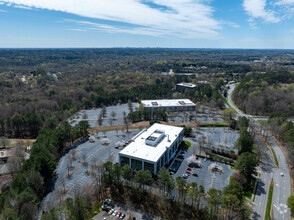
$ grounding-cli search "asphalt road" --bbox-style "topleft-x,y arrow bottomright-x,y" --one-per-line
252,133 -> 274,220
227,83 -> 291,220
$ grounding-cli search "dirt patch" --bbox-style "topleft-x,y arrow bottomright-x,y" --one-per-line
90,121 -> 199,134
8,139 -> 35,147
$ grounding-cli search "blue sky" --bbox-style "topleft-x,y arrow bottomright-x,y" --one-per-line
0,0 -> 294,48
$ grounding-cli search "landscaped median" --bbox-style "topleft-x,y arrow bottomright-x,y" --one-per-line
255,131 -> 279,168
199,122 -> 228,127
224,97 -> 230,107
270,147 -> 279,167
265,181 -> 274,220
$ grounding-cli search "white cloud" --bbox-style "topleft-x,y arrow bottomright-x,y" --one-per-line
0,0 -> 222,39
13,5 -> 32,10
243,0 -> 280,23
275,0 -> 294,19
276,0 -> 294,5
220,20 -> 240,28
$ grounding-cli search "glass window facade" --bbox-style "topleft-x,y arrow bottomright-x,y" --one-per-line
120,156 -> 130,167
144,162 -> 154,174
156,162 -> 160,174
131,158 -> 142,171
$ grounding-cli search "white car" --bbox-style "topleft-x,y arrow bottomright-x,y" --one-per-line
113,210 -> 118,216
108,209 -> 114,215
204,158 -> 207,162
280,172 -> 284,176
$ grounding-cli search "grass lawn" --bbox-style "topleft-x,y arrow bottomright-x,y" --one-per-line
184,140 -> 191,147
7,139 -> 36,147
265,183 -> 274,220
230,165 -> 236,170
224,98 -> 230,107
88,201 -> 101,219
270,148 -> 279,167
229,176 -> 233,184
257,120 -> 268,126
244,179 -> 256,199
200,122 -> 228,127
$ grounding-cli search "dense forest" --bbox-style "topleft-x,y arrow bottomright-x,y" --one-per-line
0,48 -> 264,138
232,71 -> 294,116
0,120 -> 90,219
0,48 -> 294,138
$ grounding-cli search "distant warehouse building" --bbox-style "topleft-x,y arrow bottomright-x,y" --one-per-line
119,123 -> 184,175
176,83 -> 196,92
141,99 -> 195,111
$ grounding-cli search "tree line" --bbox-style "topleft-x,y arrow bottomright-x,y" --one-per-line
0,120 -> 90,220
233,71 -> 294,116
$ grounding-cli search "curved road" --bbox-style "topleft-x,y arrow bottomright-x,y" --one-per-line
227,83 -> 291,220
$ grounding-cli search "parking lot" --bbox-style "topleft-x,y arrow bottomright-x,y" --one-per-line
171,153 -> 233,192
192,127 -> 240,153
93,203 -> 162,220
167,110 -> 223,124
170,128 -> 236,192
69,103 -> 137,127
40,129 -> 140,212
69,103 -> 223,128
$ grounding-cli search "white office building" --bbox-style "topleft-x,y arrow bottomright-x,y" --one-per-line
141,99 -> 195,111
119,123 -> 184,175
176,83 -> 196,92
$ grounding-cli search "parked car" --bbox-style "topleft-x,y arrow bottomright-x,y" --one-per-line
108,209 -> 114,215
169,160 -> 181,173
177,154 -> 184,159
101,202 -> 108,210
188,163 -> 195,168
192,173 -> 198,177
186,170 -> 191,174
280,172 -> 284,176
186,167 -> 192,171
112,210 -> 118,216
105,199 -> 113,206
120,213 -> 126,219
171,194 -> 175,200
204,158 -> 207,162
117,211 -> 122,217
182,174 -> 188,179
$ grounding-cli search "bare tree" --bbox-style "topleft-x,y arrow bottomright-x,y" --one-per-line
111,111 -> 116,120
128,99 -> 133,113
81,152 -> 87,163
82,112 -> 88,120
60,176 -> 67,195
7,147 -> 25,176
123,111 -> 130,132
91,157 -> 98,171
97,116 -> 103,126
0,136 -> 10,148
7,155 -> 23,176
108,118 -> 113,127
101,104 -> 107,117
66,159 -> 72,178
71,149 -> 77,160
